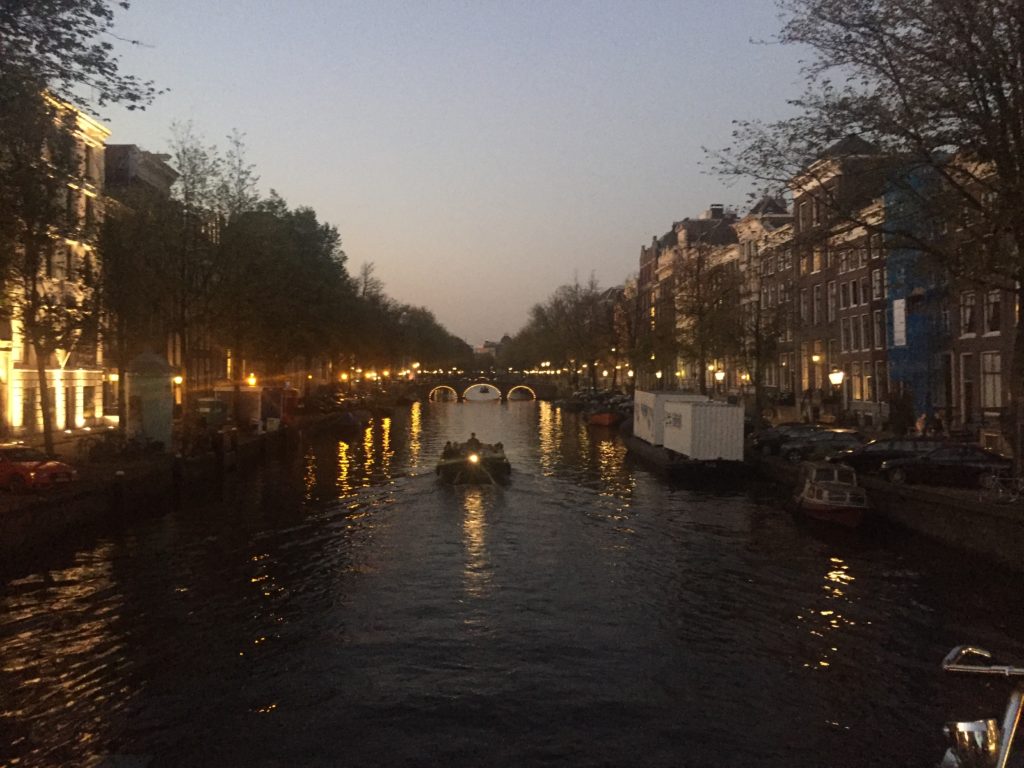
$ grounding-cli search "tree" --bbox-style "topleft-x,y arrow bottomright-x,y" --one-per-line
0,1 -> 156,110
0,1 -> 155,452
674,244 -> 744,395
164,122 -> 223,404
0,90 -> 94,453
98,188 -> 179,426
713,0 -> 1024,460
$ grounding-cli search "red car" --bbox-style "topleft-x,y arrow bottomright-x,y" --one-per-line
0,445 -> 77,492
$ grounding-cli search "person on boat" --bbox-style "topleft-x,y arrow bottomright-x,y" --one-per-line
465,433 -> 482,451
442,441 -> 454,458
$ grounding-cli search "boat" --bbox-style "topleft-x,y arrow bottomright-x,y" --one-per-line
436,440 -> 511,484
587,410 -> 626,428
792,461 -> 870,528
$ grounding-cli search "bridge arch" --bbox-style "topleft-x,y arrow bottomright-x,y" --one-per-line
461,382 -> 501,401
506,384 -> 536,400
427,385 -> 458,402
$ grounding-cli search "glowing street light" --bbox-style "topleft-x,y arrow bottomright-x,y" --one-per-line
246,373 -> 257,387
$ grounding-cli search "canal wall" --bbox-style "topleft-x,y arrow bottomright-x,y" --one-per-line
0,423 -> 303,572
754,456 -> 1024,571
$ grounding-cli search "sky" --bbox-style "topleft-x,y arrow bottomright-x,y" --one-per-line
97,0 -> 807,347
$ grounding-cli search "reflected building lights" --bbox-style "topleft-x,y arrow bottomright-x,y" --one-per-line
798,556 -> 858,672
537,401 -> 559,474
408,402 -> 422,465
336,440 -> 351,494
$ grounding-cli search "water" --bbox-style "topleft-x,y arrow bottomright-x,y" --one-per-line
2,401 -> 1023,767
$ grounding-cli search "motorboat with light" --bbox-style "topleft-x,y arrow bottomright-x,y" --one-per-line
436,440 -> 511,484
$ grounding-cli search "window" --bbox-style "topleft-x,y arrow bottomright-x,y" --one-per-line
873,310 -> 884,349
851,279 -> 860,307
985,290 -> 1001,333
840,317 -> 851,352
769,284 -> 777,307
960,291 -> 977,335
860,315 -> 871,351
864,362 -> 875,401
827,281 -> 837,322
871,269 -> 883,300
800,289 -> 809,323
839,251 -> 849,274
852,362 -> 862,400
859,246 -> 869,269
813,284 -> 823,324
840,282 -> 849,310
852,316 -> 862,350
981,352 -> 1001,408
812,248 -> 823,273
961,353 -> 975,417
860,276 -> 871,304
875,361 -> 888,401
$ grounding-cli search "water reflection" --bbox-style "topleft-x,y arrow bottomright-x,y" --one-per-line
408,402 -> 423,469
1,544 -> 129,766
461,488 -> 491,598
537,400 -> 561,475
799,555 -> 858,671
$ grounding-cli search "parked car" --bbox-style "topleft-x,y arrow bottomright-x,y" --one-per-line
0,445 -> 77,492
828,436 -> 950,475
781,429 -> 866,463
749,423 -> 826,455
881,444 -> 1013,488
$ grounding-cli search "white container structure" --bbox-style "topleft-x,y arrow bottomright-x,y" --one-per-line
633,390 -> 708,446
662,400 -> 745,461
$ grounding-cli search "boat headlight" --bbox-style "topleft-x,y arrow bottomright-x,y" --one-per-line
468,453 -> 480,464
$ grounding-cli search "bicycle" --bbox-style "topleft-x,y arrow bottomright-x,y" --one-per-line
978,474 -> 1024,505
940,645 -> 1024,767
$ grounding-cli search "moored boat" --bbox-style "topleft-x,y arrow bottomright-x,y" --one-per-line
587,410 -> 626,428
793,461 -> 870,528
436,439 -> 511,484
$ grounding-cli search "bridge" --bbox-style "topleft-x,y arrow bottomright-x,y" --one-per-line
417,374 -> 557,403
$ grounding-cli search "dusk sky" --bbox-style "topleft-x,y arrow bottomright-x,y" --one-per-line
103,1 -> 806,347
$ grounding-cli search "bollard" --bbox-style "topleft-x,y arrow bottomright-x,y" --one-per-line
111,469 -> 126,515
172,454 -> 183,509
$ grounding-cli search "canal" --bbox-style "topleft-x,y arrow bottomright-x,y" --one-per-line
2,401 -> 1023,767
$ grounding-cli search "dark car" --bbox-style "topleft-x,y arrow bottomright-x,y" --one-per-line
828,436 -> 950,475
749,422 -> 826,456
781,429 -> 866,463
881,444 -> 1013,487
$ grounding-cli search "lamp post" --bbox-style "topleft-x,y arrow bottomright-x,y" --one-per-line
829,368 -> 846,422
714,368 -> 726,396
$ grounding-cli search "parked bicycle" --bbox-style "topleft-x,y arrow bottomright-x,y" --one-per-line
939,645 -> 1024,767
76,430 -> 163,463
978,475 -> 1024,505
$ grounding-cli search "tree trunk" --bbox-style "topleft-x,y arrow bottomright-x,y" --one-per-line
1010,281 -> 1024,475
33,340 -> 54,456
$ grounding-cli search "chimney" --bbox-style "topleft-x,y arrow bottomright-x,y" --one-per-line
708,203 -> 724,219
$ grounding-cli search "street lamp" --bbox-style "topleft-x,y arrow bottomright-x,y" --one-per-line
714,368 -> 726,395
829,368 -> 847,420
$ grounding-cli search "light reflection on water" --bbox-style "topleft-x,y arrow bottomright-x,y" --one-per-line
460,487 -> 490,598
2,401 -> 1024,767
